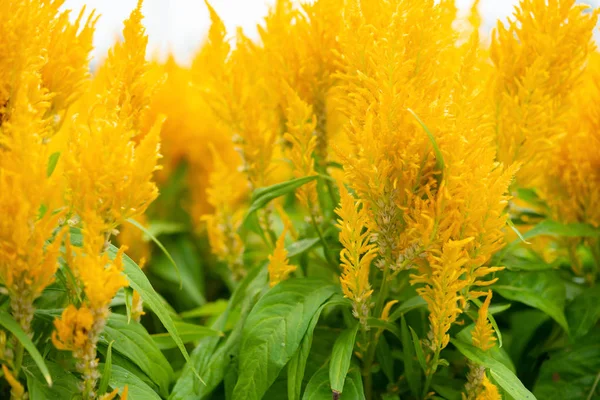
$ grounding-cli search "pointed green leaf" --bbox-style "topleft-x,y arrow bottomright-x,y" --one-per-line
401,316 -> 420,396
494,270 -> 569,333
303,364 -> 365,400
409,326 -> 427,372
232,278 -> 338,400
0,310 -> 51,386
388,296 -> 427,322
329,322 -> 359,394
46,152 -> 60,177
242,176 -> 318,233
126,217 -> 182,288
98,340 -> 114,395
151,321 -> 223,350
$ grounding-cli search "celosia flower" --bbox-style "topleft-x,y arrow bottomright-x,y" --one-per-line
66,0 -> 163,231
42,7 -> 97,115
202,146 -> 247,278
2,364 -> 25,400
545,53 -> 600,229
268,225 -> 296,287
52,305 -> 94,352
472,291 -> 496,352
475,376 -> 502,400
283,85 -> 318,213
490,0 -> 599,189
335,186 -> 377,327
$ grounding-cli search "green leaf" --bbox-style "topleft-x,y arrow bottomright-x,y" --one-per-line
407,108 -> 444,178
329,322 -> 359,394
103,363 -> 161,400
46,152 -> 60,177
232,278 -> 338,400
171,264 -> 268,400
100,313 -> 173,397
24,358 -> 79,400
388,296 -> 427,322
151,321 -> 223,349
452,338 -> 536,400
409,326 -> 427,372
69,230 -> 196,380
401,316 -> 421,397
0,310 -> 51,385
126,217 -> 182,288
367,318 -> 402,341
98,340 -> 114,395
303,364 -> 365,400
376,335 -> 394,383
289,295 -> 349,400
287,238 -> 321,258
180,300 -> 229,319
566,286 -> 600,340
521,220 -> 600,240
508,309 -> 550,366
494,270 -> 569,333
507,218 -> 531,244
533,328 -> 600,399
242,176 -> 318,233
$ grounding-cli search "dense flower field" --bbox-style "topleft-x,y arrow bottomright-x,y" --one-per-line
1,0 -> 600,399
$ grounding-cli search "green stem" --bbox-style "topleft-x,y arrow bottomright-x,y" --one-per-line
310,212 -> 337,271
422,349 -> 440,399
363,263 -> 391,400
13,340 -> 23,377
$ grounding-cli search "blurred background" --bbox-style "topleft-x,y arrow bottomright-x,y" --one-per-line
61,0 -> 600,66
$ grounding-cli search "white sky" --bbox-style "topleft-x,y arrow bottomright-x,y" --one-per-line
61,0 -> 598,66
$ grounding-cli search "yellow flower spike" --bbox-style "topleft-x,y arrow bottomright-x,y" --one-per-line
2,364 -> 25,400
471,291 -> 496,352
381,300 -> 399,322
268,224 -> 296,287
52,305 -> 94,352
490,0 -> 599,189
544,53 -> 600,232
475,375 -> 502,400
131,290 -> 146,322
283,85 -> 318,213
335,186 -> 377,327
42,6 -> 98,114
201,145 -> 247,278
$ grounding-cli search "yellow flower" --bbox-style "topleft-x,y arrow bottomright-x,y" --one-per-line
268,225 -> 296,287
472,291 -> 496,352
335,186 -> 377,326
52,304 -> 94,352
490,0 -> 599,189
42,7 -> 97,115
66,0 -> 163,230
74,214 -> 129,312
544,52 -> 600,229
2,364 -> 25,400
476,375 -> 502,400
0,71 -> 66,332
201,146 -> 247,278
282,85 -> 318,212
412,239 -> 471,351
